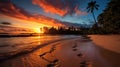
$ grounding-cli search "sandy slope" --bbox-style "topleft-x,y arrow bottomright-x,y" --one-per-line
0,36 -> 120,67
89,35 -> 120,53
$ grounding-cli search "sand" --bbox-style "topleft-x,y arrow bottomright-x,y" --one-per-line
89,35 -> 120,53
0,35 -> 120,67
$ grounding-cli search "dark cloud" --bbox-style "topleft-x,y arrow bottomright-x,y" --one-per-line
32,0 -> 87,16
0,22 -> 11,25
0,0 -> 10,3
0,0 -> 33,20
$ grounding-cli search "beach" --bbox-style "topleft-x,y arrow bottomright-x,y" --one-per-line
0,35 -> 120,67
89,35 -> 120,53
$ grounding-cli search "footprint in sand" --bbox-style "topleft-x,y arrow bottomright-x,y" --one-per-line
53,59 -> 59,63
72,44 -> 77,48
49,46 -> 56,53
72,43 -> 78,51
73,48 -> 77,51
47,59 -> 59,67
77,53 -> 83,57
40,45 -> 56,57
39,52 -> 48,57
80,61 -> 92,67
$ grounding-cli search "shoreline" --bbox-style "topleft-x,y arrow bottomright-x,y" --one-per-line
0,36 -> 78,62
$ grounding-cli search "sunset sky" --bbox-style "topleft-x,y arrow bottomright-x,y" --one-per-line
0,0 -> 108,33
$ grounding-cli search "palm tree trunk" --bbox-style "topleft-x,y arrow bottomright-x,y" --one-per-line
92,12 -> 97,24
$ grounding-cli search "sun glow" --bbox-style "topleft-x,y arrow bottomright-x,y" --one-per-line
34,28 -> 43,33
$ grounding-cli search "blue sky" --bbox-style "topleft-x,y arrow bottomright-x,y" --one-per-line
11,0 -> 108,25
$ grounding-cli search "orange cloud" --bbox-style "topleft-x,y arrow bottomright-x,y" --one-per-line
32,0 -> 67,16
32,0 -> 87,16
0,1 -> 65,27
33,0 -> 67,16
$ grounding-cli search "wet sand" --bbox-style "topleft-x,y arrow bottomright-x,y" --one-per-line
0,36 -> 120,67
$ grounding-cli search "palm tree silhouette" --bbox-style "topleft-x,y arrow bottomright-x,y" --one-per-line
87,1 -> 99,24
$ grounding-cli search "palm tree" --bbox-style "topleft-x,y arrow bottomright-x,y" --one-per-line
87,1 -> 99,24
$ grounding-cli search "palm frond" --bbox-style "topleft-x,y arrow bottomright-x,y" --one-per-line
93,1 -> 96,4
87,8 -> 91,12
86,0 -> 99,13
96,4 -> 99,7
87,6 -> 90,9
95,6 -> 99,10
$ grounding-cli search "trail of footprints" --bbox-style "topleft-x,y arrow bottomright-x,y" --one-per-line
39,45 -> 60,67
39,45 -> 56,57
72,42 -> 91,67
39,41 -> 91,67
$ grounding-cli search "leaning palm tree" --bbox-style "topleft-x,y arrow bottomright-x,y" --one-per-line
87,1 -> 99,24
